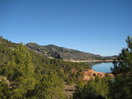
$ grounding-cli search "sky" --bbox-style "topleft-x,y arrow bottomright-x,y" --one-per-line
0,0 -> 132,56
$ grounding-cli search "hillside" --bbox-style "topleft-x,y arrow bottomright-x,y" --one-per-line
0,37 -> 91,98
26,42 -> 104,61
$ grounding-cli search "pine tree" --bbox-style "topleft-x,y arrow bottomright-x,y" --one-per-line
112,36 -> 132,74
110,36 -> 132,99
0,44 -> 36,98
73,77 -> 110,99
33,72 -> 66,99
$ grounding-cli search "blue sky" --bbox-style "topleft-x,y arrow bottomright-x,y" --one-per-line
0,0 -> 132,56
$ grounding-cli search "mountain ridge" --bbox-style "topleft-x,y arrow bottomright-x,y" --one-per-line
26,42 -> 116,61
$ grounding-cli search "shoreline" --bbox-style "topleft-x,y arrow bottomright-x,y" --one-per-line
64,60 -> 114,63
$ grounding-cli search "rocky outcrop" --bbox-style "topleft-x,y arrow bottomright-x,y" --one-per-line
83,69 -> 114,81
26,43 -> 104,61
0,75 -> 10,85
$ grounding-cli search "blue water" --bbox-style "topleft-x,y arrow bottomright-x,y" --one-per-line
92,62 -> 114,73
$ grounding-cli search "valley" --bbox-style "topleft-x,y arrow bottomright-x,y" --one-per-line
0,36 -> 131,99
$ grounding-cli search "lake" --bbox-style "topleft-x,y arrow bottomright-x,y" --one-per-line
92,62 -> 114,73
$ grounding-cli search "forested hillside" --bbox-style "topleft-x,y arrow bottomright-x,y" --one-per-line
0,37 -> 90,99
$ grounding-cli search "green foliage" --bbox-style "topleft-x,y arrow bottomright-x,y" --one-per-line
110,36 -> 132,99
0,43 -> 36,98
0,37 -> 90,98
73,77 -> 110,99
0,79 -> 10,99
109,74 -> 132,99
30,48 -> 90,84
112,36 -> 132,74
32,72 -> 66,99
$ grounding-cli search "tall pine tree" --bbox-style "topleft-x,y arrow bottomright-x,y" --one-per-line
110,36 -> 132,99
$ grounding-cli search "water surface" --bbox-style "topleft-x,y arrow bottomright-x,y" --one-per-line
92,62 -> 114,73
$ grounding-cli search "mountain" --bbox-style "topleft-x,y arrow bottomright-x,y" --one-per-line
26,42 -> 104,61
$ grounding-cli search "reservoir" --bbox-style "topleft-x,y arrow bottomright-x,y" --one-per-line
92,62 -> 114,73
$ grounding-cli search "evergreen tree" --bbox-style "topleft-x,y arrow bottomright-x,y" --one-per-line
112,36 -> 132,74
33,72 -> 66,99
0,44 -> 36,98
110,36 -> 132,99
73,77 -> 110,99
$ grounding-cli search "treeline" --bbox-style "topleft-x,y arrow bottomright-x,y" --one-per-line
0,37 -> 90,99
73,36 -> 132,99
